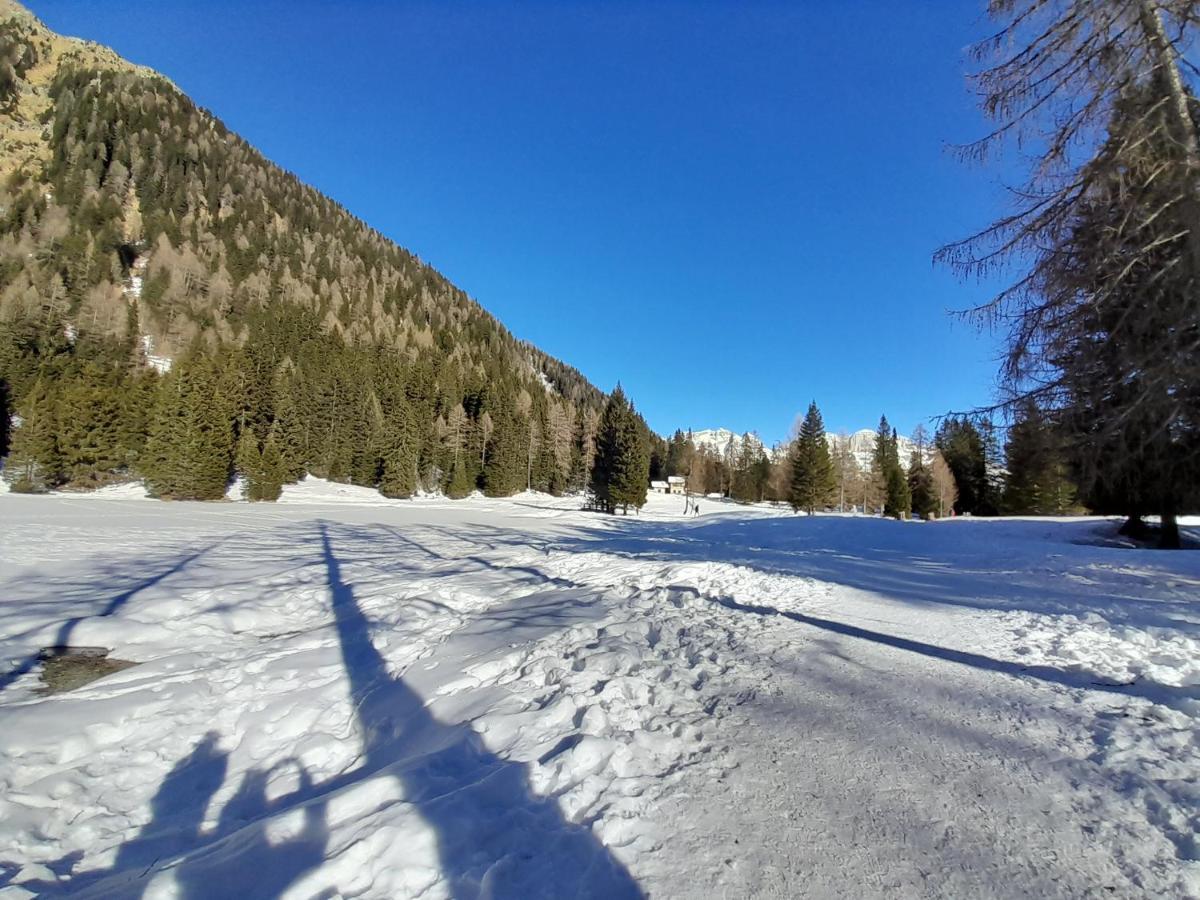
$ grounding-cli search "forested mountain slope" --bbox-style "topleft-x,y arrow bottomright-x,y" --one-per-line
0,0 -> 619,500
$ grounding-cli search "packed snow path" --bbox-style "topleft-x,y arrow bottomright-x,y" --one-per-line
0,486 -> 1197,898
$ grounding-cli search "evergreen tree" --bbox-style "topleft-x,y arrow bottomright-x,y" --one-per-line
590,385 -> 649,514
270,373 -> 306,482
235,428 -> 261,499
142,353 -> 232,500
789,402 -> 835,515
57,366 -> 123,486
867,415 -> 895,515
1003,401 -> 1077,515
379,398 -> 418,498
446,456 -> 475,499
483,406 -> 526,497
883,429 -> 911,519
3,377 -> 61,492
935,417 -> 995,516
907,450 -> 937,520
257,435 -> 285,501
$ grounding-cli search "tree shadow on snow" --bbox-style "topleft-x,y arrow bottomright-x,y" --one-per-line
0,541 -> 225,694
453,514 -> 1200,631
317,521 -> 643,900
402,519 -> 1200,712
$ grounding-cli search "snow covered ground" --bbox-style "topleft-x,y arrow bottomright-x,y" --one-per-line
0,484 -> 1198,898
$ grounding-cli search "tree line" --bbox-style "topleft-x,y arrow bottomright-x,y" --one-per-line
653,402 -> 1088,522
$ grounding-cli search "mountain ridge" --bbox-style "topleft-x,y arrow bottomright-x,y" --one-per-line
686,426 -> 923,468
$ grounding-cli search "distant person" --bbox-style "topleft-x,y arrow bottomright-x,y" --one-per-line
693,502 -> 700,517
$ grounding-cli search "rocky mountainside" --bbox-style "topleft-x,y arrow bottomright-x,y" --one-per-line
687,426 -> 921,469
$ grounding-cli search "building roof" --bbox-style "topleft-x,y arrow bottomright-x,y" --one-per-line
650,480 -> 669,488
667,476 -> 686,483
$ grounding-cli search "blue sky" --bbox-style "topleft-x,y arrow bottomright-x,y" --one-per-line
31,1 -> 1014,444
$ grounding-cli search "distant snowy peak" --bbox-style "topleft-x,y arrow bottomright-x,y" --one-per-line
688,428 -> 768,458
825,428 -> 915,457
686,427 -> 926,468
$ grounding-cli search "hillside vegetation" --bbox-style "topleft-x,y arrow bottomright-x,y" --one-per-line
0,1 -> 633,500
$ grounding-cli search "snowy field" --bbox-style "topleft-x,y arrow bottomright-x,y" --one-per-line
0,481 -> 1198,898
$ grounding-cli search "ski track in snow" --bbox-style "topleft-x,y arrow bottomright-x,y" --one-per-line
0,486 -> 1198,898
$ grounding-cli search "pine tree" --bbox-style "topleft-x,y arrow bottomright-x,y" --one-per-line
590,385 -> 649,514
4,377 -> 62,492
143,353 -> 232,500
789,402 -> 835,515
884,429 -> 909,519
258,435 -> 285,501
907,450 -> 936,520
935,417 -> 994,515
270,373 -> 306,482
379,397 -> 418,498
446,456 -> 475,499
1003,401 -> 1077,515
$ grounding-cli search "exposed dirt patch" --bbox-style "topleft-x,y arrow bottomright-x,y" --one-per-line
38,647 -> 137,694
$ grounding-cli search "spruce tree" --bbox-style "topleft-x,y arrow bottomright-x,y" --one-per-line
907,450 -> 937,520
935,417 -> 994,515
789,401 -> 835,515
1003,401 -> 1077,515
590,385 -> 649,514
0,377 -> 11,459
58,367 -> 123,487
236,428 -> 262,500
483,406 -> 526,497
379,398 -> 418,498
4,377 -> 62,492
866,415 -> 893,515
270,373 -> 307,482
258,436 -> 285,501
883,429 -> 911,519
446,457 -> 475,499
142,353 -> 232,500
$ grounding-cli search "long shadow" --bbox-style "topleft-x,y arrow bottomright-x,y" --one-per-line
403,520 -> 1200,710
0,543 -> 220,694
318,522 -> 643,900
695,589 -> 1200,709
428,515 -> 1200,632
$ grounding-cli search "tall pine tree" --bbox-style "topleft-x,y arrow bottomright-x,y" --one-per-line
789,402 -> 835,515
590,385 -> 649,514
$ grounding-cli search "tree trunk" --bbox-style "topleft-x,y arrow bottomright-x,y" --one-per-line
1159,504 -> 1182,550
1138,0 -> 1200,270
